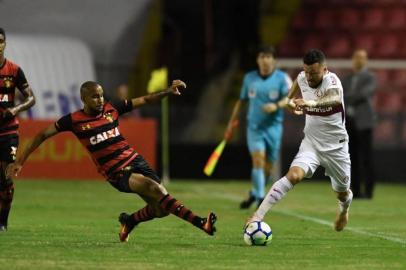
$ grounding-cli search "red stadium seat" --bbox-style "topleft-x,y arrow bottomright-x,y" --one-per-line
338,8 -> 360,29
375,35 -> 400,58
391,70 -> 406,88
386,8 -> 406,30
291,10 -> 313,30
314,9 -> 336,29
353,35 -> 375,54
302,35 -> 325,54
277,35 -> 301,57
374,69 -> 391,88
362,8 -> 385,29
374,91 -> 402,114
374,119 -> 396,142
325,36 -> 351,57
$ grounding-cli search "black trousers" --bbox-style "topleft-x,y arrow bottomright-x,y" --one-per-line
346,118 -> 375,198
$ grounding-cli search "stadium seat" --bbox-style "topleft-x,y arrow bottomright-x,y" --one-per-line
291,10 -> 313,30
362,8 -> 384,29
375,34 -> 400,58
353,35 -> 375,54
374,69 -> 391,89
277,35 -> 301,57
338,8 -> 360,29
314,9 -> 336,29
302,35 -> 325,54
374,119 -> 396,143
390,70 -> 406,87
386,8 -> 406,30
374,91 -> 403,114
325,36 -> 351,57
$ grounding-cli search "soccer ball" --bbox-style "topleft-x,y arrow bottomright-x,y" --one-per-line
243,221 -> 272,246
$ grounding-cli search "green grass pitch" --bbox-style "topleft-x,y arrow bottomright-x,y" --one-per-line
0,179 -> 405,269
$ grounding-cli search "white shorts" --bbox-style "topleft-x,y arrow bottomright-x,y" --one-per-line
290,138 -> 351,192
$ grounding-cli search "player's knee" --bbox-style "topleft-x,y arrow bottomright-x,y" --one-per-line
286,169 -> 304,185
252,155 -> 265,168
147,181 -> 166,199
336,191 -> 350,202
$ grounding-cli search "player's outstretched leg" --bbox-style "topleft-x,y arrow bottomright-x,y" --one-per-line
159,194 -> 217,235
334,190 -> 353,231
119,204 -> 158,242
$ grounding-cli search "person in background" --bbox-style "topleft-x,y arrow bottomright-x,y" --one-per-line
225,45 -> 291,209
342,49 -> 377,199
0,27 -> 36,231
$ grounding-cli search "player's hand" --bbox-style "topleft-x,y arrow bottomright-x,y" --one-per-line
6,163 -> 22,178
0,108 -> 17,122
224,119 -> 239,140
286,99 -> 303,115
262,103 -> 278,114
169,80 -> 187,95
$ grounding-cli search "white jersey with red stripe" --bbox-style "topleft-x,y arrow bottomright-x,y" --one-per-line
297,70 -> 348,152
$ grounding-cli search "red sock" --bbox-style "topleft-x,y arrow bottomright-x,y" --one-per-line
159,194 -> 203,227
131,205 -> 156,225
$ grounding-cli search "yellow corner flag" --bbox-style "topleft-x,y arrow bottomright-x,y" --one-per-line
147,67 -> 168,93
203,140 -> 227,176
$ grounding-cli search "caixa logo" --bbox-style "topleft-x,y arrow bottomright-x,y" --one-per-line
89,127 -> 120,145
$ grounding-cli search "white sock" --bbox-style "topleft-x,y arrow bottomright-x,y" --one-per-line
338,189 -> 353,213
253,176 -> 293,220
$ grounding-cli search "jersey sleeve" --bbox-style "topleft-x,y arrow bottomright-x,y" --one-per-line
15,67 -> 29,91
281,73 -> 292,96
55,114 -> 73,132
111,100 -> 134,115
239,75 -> 249,100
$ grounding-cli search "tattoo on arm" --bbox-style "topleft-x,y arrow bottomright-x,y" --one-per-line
314,88 -> 342,107
15,87 -> 36,113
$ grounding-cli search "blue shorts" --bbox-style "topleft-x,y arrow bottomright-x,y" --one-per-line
247,125 -> 282,162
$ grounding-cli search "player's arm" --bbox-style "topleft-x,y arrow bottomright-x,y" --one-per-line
3,68 -> 36,119
276,79 -> 303,115
131,79 -> 187,108
6,124 -> 59,178
224,100 -> 242,140
294,88 -> 342,110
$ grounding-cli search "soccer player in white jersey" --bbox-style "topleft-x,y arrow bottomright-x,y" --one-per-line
247,49 -> 353,232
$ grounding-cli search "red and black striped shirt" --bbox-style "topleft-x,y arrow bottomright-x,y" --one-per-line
55,101 -> 138,178
0,59 -> 29,140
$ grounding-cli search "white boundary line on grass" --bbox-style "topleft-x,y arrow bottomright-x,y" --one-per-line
204,190 -> 406,245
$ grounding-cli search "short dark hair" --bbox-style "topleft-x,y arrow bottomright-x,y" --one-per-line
0,28 -> 5,40
80,81 -> 100,96
257,45 -> 275,57
303,49 -> 326,65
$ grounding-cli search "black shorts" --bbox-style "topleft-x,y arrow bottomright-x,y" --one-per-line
0,136 -> 18,163
107,154 -> 161,193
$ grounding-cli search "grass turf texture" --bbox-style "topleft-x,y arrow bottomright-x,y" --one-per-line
0,179 -> 405,270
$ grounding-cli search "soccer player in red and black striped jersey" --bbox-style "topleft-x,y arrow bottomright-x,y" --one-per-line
0,28 -> 36,231
8,80 -> 216,241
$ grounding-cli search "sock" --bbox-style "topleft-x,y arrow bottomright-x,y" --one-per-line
159,194 -> 204,228
338,190 -> 353,213
252,168 -> 265,200
0,184 -> 14,226
131,205 -> 156,225
253,176 -> 293,220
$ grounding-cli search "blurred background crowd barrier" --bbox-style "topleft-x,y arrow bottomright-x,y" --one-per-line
1,0 -> 405,181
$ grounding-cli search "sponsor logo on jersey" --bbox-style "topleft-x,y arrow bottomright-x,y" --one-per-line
103,112 -> 114,123
248,89 -> 256,98
306,106 -> 333,113
268,90 -> 279,100
0,94 -> 9,102
3,77 -> 13,88
81,124 -> 91,130
89,127 -> 120,145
